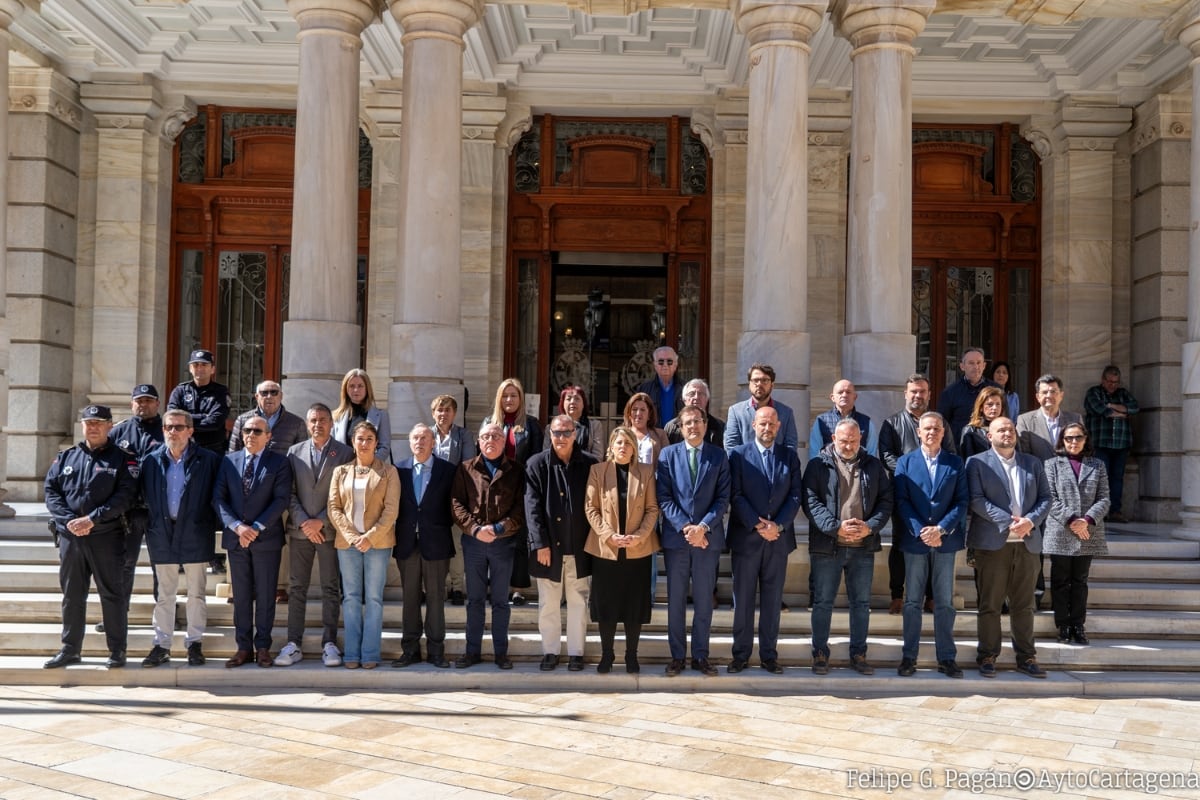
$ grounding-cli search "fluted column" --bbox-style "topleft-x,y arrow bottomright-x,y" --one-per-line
0,0 -> 20,516
282,0 -> 380,412
832,0 -> 932,424
388,0 -> 482,454
734,0 -> 826,452
1177,19 -> 1200,535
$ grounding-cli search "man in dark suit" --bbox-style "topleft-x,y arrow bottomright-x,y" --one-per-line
637,345 -> 686,424
213,415 -> 292,668
657,405 -> 730,677
893,411 -> 969,679
431,393 -> 476,607
228,380 -> 307,454
967,416 -> 1051,679
727,407 -> 802,675
393,423 -> 457,669
274,403 -> 353,668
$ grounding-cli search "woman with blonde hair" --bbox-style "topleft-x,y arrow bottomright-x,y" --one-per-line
585,426 -> 659,673
328,421 -> 399,669
623,392 -> 668,467
332,368 -> 392,462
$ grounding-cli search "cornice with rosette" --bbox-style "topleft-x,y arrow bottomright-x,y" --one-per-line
388,0 -> 484,47
1131,93 -> 1191,154
735,0 -> 827,50
830,0 -> 935,54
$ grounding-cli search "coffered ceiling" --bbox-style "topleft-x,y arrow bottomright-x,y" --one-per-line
7,0 -> 1195,106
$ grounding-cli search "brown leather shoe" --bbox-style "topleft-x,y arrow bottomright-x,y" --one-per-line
275,589 -> 288,604
225,650 -> 251,668
256,648 -> 273,668
888,598 -> 903,615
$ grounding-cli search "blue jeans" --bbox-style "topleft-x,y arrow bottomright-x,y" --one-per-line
1095,447 -> 1127,514
810,546 -> 874,659
461,534 -> 516,657
338,546 -> 390,663
902,550 -> 958,662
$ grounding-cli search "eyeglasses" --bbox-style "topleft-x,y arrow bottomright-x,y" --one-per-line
549,429 -> 574,438
748,377 -> 772,384
656,359 -> 675,365
479,432 -> 504,440
1063,435 -> 1086,443
242,427 -> 268,436
258,389 -> 280,397
163,424 -> 190,432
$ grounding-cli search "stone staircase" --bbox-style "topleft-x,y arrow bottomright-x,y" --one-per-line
2,505 -> 1199,691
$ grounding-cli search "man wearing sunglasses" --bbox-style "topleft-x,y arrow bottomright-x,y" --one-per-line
214,416 -> 293,668
637,346 -> 686,424
228,380 -> 306,455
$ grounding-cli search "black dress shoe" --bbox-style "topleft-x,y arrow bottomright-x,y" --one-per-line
494,655 -> 514,670
664,658 -> 684,677
692,658 -> 718,677
449,590 -> 465,607
1072,625 -> 1090,645
727,659 -> 748,674
897,657 -> 917,677
567,656 -> 584,672
187,643 -> 205,666
455,653 -> 482,669
539,654 -> 559,671
142,645 -> 171,668
597,652 -> 615,674
44,650 -> 81,669
106,651 -> 127,669
392,653 -> 417,668
1017,658 -> 1048,678
760,659 -> 784,675
937,659 -> 964,679
1057,626 -> 1072,644
428,655 -> 451,668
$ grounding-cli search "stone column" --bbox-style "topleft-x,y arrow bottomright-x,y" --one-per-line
733,0 -> 826,451
832,0 -> 933,424
0,0 -> 20,515
1178,19 -> 1200,535
281,0 -> 380,413
387,0 -> 482,455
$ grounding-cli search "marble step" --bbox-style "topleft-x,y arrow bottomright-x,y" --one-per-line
953,559 -> 1200,582
955,581 -> 1200,610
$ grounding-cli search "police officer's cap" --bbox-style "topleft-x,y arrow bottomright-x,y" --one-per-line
131,384 -> 159,399
188,349 -> 215,365
80,405 -> 113,422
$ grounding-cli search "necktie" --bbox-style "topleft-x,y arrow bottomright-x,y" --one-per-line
762,447 -> 773,488
414,462 -> 426,503
242,454 -> 256,496
688,447 -> 698,484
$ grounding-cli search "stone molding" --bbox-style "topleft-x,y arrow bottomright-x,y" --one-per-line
9,67 -> 81,130
79,81 -> 164,132
735,0 -> 827,48
1132,93 -> 1192,154
1052,101 -> 1133,152
496,104 -> 531,151
389,0 -> 484,45
831,0 -> 935,52
287,0 -> 381,38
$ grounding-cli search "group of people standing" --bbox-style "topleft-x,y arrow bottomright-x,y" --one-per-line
41,343 -> 1135,678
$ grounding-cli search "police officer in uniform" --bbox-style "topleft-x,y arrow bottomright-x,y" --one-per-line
43,405 -> 138,668
108,384 -> 164,620
168,349 -> 231,572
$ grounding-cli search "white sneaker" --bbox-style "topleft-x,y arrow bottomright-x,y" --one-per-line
322,642 -> 343,667
274,641 -> 303,666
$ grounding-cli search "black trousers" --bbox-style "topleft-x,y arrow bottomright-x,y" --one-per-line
122,508 -> 148,610
1049,554 -> 1093,628
59,530 -> 127,653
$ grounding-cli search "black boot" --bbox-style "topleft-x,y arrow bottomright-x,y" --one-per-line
597,651 -> 615,674
1056,626 -> 1072,644
1071,625 -> 1089,645
625,650 -> 640,674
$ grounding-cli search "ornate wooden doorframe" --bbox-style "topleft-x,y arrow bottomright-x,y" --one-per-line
504,115 -> 712,421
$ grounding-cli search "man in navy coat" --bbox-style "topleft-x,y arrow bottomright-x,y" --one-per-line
213,415 -> 292,668
393,423 -> 457,668
657,405 -> 730,677
893,411 -> 969,679
727,407 -> 802,675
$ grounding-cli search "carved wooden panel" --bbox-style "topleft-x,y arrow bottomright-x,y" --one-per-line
913,142 -> 993,199
221,128 -> 296,182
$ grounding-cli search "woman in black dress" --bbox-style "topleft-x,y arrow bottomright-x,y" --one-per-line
584,426 -> 660,673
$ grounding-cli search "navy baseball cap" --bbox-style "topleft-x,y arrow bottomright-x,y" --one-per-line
188,349 -> 214,365
80,405 -> 113,422
132,384 -> 159,399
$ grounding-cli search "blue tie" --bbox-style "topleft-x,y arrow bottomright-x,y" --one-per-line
242,455 -> 255,496
415,462 -> 426,503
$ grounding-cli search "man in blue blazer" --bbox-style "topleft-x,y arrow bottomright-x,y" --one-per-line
393,423 -> 457,668
727,407 -> 802,675
724,363 -> 799,452
657,406 -> 730,677
966,416 -> 1051,679
213,416 -> 292,668
893,411 -> 969,679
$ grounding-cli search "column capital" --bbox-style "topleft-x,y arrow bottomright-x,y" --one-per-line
830,0 -> 933,51
1052,100 -> 1132,152
735,0 -> 826,48
1168,1 -> 1200,56
0,0 -> 25,30
79,80 -> 163,132
388,0 -> 483,44
286,0 -> 381,36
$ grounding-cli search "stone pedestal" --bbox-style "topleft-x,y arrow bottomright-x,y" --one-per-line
832,0 -> 933,425
282,0 -> 380,413
387,0 -> 483,456
0,0 -> 19,515
733,0 -> 827,449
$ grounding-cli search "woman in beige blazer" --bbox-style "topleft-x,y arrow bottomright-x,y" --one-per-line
329,421 -> 400,669
584,426 -> 660,674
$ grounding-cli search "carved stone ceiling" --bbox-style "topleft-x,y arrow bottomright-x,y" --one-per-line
8,0 -> 1194,106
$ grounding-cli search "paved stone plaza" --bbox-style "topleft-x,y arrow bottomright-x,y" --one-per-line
1,683 -> 1198,799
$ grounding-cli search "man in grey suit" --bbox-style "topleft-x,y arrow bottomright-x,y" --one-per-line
432,394 -> 476,607
274,403 -> 354,667
1016,374 -> 1081,461
724,363 -> 799,452
966,416 -> 1051,679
